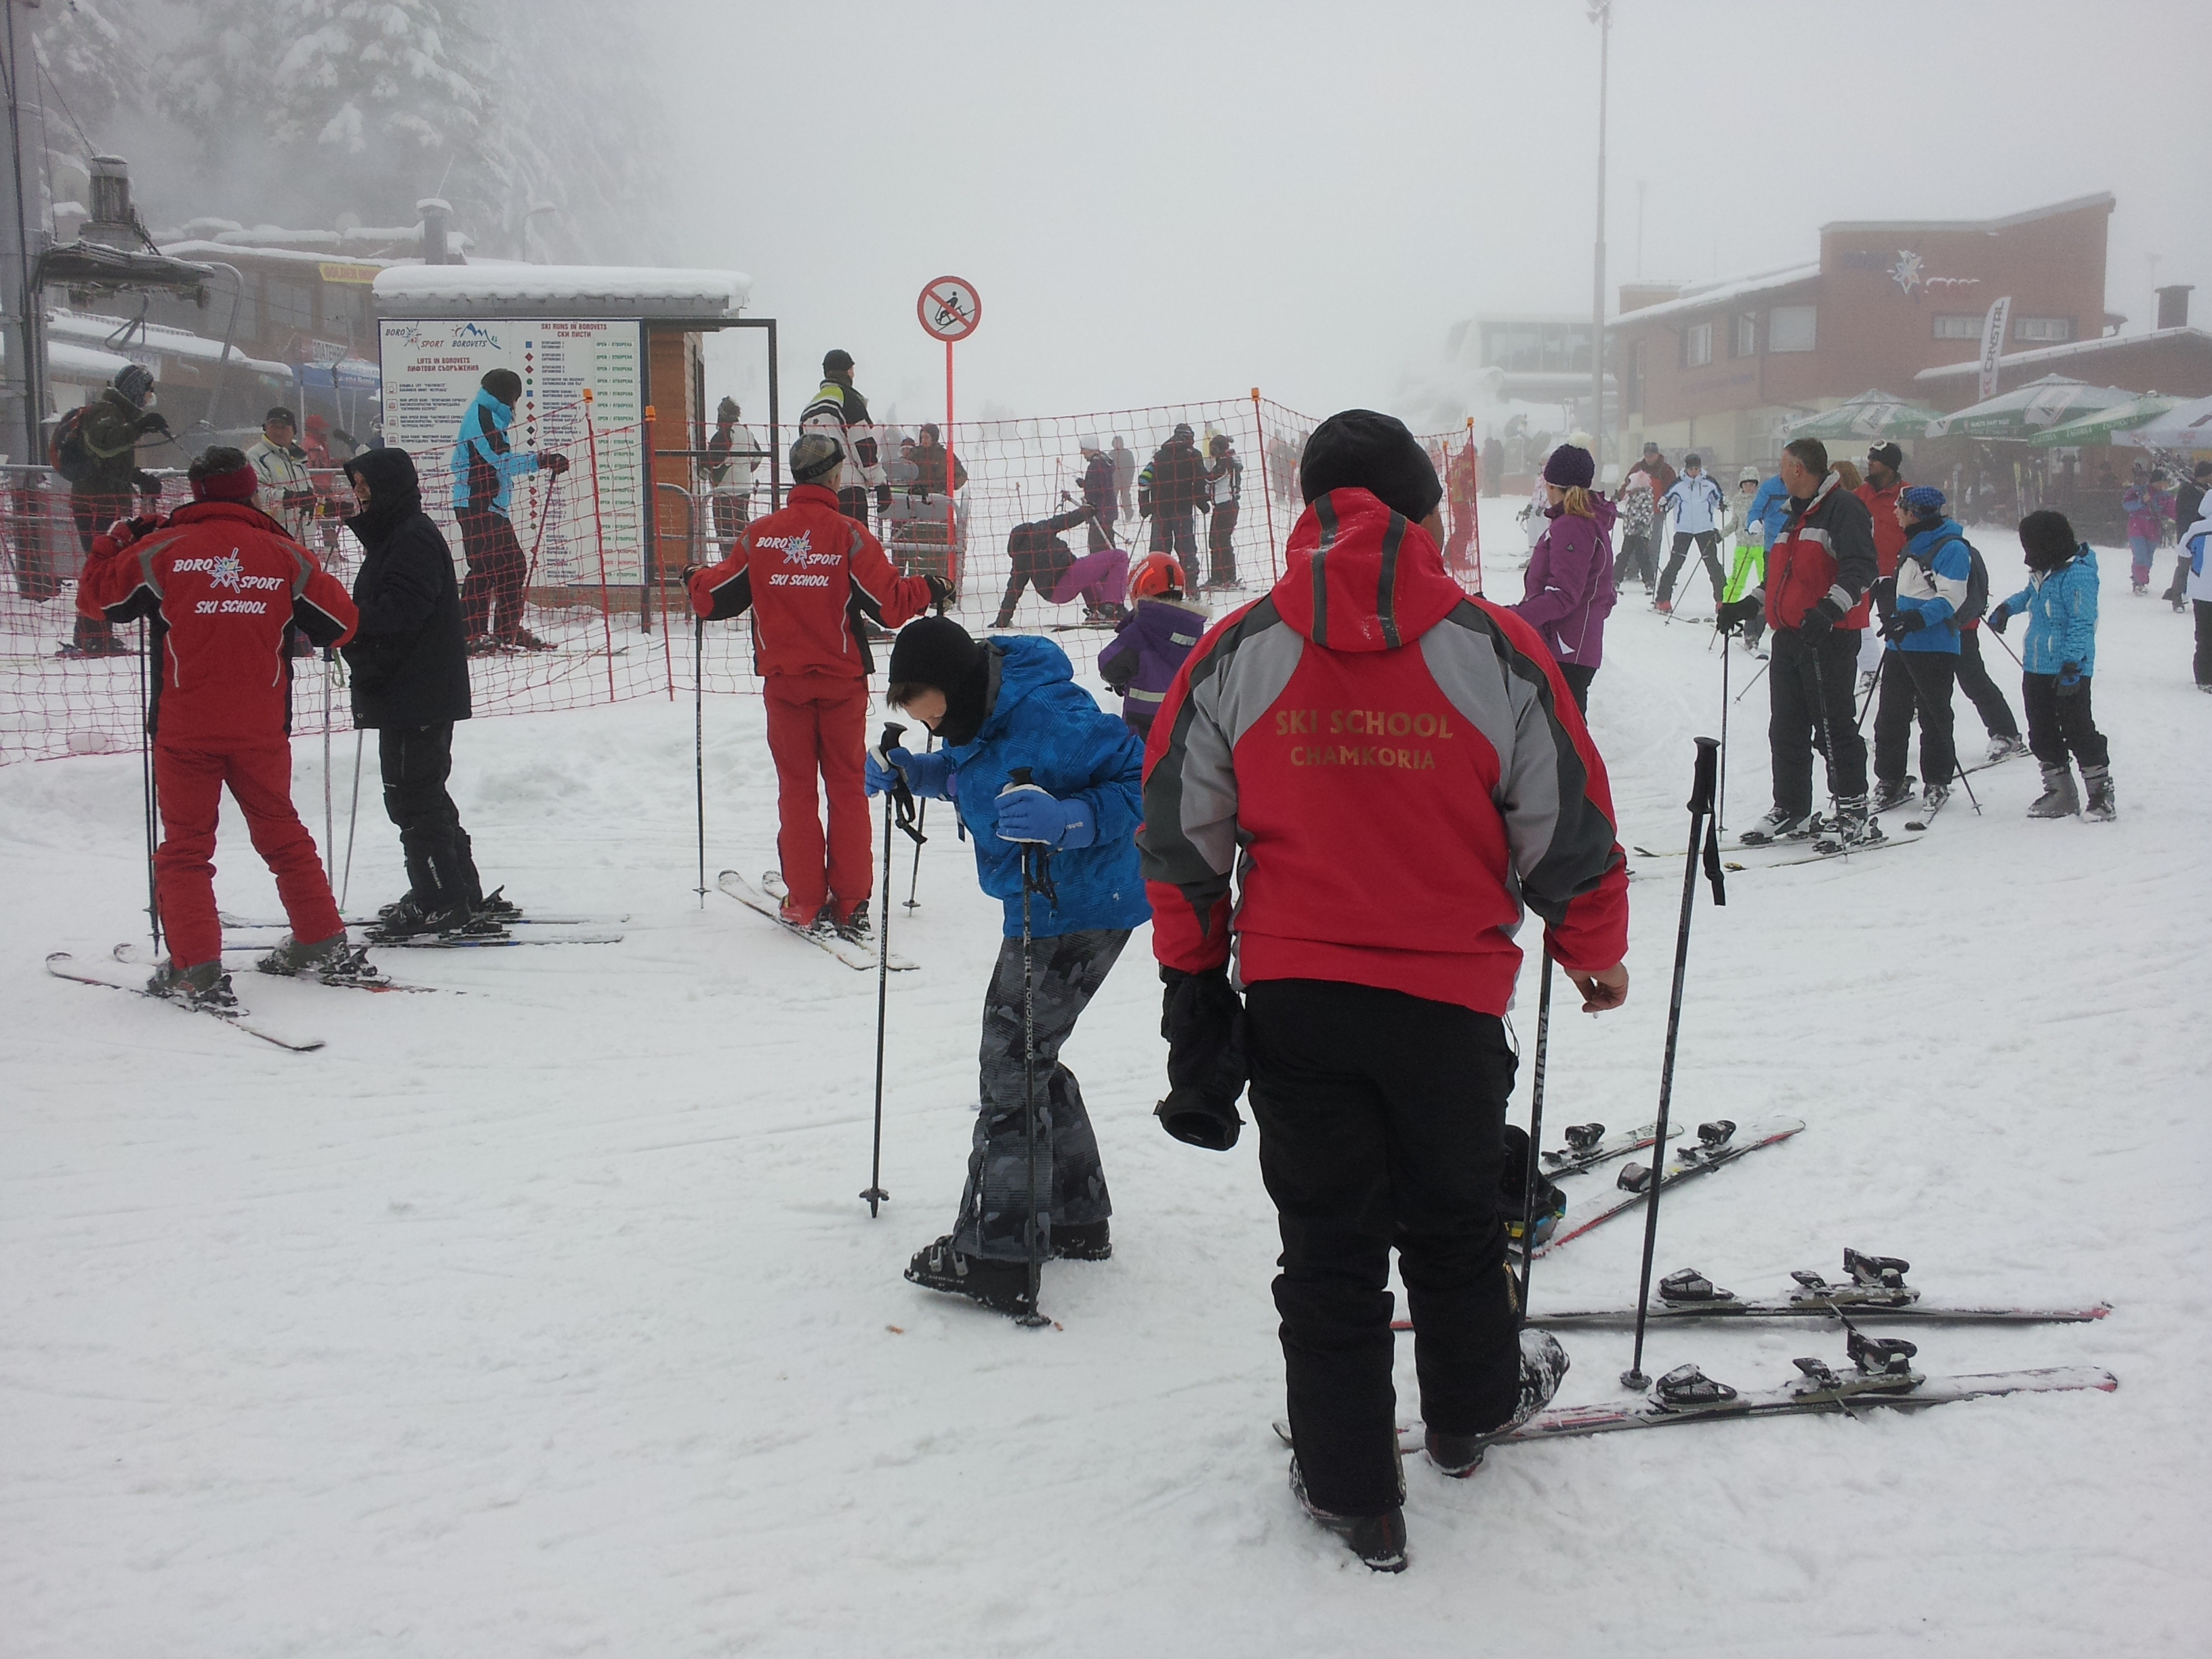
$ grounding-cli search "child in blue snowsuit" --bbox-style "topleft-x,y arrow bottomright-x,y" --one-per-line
867,617 -> 1149,1316
1987,510 -> 2113,820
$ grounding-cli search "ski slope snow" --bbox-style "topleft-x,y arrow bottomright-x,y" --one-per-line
3,508 -> 2205,1656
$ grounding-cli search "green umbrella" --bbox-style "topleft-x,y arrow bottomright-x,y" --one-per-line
1782,389 -> 1943,441
1927,375 -> 2139,441
2026,394 -> 2180,447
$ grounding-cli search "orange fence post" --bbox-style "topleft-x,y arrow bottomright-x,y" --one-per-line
582,388 -> 618,701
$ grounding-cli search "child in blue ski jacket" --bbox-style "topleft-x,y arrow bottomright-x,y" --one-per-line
866,617 -> 1149,1319
1987,510 -> 2112,820
1870,487 -> 1974,811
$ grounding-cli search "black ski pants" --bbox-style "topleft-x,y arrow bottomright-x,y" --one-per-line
1767,626 -> 1868,819
457,510 -> 528,642
2195,600 -> 2212,688
1149,508 -> 1201,590
2022,673 -> 2109,773
1872,650 -> 1958,790
1953,628 -> 2020,739
377,722 -> 483,912
1612,529 -> 1657,591
1248,978 -> 1522,1517
1206,501 -> 1240,586
1559,661 -> 1595,713
1658,529 -> 1725,608
955,928 -> 1127,1263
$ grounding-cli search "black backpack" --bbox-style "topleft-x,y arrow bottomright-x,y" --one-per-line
49,406 -> 94,483
1957,534 -> 1991,624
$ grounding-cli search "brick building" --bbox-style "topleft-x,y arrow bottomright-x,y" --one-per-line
1612,193 -> 2125,467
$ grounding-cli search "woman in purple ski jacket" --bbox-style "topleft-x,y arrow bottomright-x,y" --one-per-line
1514,443 -> 1617,712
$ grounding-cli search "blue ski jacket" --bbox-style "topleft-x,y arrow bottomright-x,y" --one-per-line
449,386 -> 545,518
1889,519 -> 1973,655
1744,474 -> 1790,549
1999,546 -> 2099,676
937,635 -> 1150,938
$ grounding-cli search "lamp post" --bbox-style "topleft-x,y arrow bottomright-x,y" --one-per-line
1589,1 -> 1612,468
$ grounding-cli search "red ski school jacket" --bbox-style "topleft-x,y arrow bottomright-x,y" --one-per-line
1138,489 -> 1629,1017
687,483 -> 934,677
77,499 -> 358,745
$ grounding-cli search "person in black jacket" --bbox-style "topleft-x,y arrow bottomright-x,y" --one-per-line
1141,424 -> 1209,588
2165,461 -> 2211,612
338,447 -> 500,939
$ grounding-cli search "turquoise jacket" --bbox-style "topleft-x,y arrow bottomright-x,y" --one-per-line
1999,546 -> 2098,676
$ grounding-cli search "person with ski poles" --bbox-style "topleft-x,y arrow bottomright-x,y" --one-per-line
449,368 -> 567,652
1136,409 -> 1631,1572
1513,441 -> 1617,712
75,446 -> 359,1002
1868,487 -> 1972,819
688,432 -> 951,942
1654,453 -> 1727,614
1987,510 -> 2116,820
866,615 -> 1148,1317
1715,436 -> 1880,847
1726,464 -> 1786,657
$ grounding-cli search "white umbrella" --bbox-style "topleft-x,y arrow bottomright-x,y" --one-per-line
2111,392 -> 2212,451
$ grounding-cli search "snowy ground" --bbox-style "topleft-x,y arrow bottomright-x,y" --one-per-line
5,507 -> 2207,1656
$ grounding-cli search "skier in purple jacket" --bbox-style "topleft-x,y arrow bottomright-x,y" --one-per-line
1513,443 -> 1617,712
1097,552 -> 1210,738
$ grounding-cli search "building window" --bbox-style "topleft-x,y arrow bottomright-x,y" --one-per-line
1683,322 -> 1714,368
2013,316 -> 2072,344
1768,305 -> 1818,353
1734,313 -> 1757,358
1933,314 -> 1982,340
263,276 -> 315,338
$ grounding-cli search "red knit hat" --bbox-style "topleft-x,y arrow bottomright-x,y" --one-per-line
188,447 -> 258,503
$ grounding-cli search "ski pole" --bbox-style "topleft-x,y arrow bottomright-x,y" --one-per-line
1517,954 -> 1555,1312
1718,636 -> 1730,836
1856,651 -> 1885,735
1809,646 -> 1847,857
1732,659 -> 1768,703
693,615 -> 706,907
340,729 -> 363,910
139,617 -> 160,954
999,766 -> 1056,1328
1986,624 -> 2026,671
903,731 -> 937,911
322,649 -> 335,863
861,720 -> 905,1219
1623,735 -> 1725,1391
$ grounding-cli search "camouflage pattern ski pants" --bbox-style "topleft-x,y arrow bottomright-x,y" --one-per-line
954,927 -> 1128,1261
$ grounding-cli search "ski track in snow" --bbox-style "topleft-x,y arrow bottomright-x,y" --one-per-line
4,506 -> 2205,1656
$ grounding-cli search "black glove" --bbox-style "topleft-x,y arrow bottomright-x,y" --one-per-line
537,451 -> 570,476
1714,596 -> 1761,636
1986,602 -> 2010,635
1797,596 -> 1845,636
922,571 -> 955,612
2057,661 -> 2084,697
1881,609 -> 1927,643
1870,575 -> 1898,623
876,483 -> 893,512
138,411 -> 170,435
1154,966 -> 1247,1151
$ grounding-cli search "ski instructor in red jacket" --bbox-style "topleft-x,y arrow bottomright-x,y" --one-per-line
77,446 -> 360,1004
1136,410 -> 1631,1572
688,432 -> 951,940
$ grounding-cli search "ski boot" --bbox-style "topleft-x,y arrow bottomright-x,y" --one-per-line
2081,764 -> 2116,822
1870,776 -> 1917,814
834,899 -> 872,946
1737,807 -> 1811,847
366,896 -> 497,942
904,1235 -> 1037,1317
504,628 -> 556,652
1424,1329 -> 1571,1479
145,958 -> 238,1009
2026,763 -> 2079,819
1818,794 -> 1883,851
1052,1219 -> 1112,1261
1917,781 -> 1951,815
1984,733 -> 2030,764
255,930 -> 352,978
1288,1454 -> 1407,1572
1652,598 -> 1673,615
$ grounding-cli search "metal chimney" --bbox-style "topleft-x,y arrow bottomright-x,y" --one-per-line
2155,285 -> 2192,330
417,197 -> 451,265
85,155 -> 135,248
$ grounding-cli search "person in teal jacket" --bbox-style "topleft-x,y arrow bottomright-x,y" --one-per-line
868,618 -> 1149,1315
1870,486 -> 1973,813
1987,510 -> 2112,821
447,369 -> 566,648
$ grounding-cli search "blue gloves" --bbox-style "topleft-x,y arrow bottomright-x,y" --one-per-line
996,787 -> 1097,848
2056,661 -> 2084,697
865,745 -> 956,800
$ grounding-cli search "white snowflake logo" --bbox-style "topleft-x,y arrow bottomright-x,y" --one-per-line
1889,251 -> 1925,295
209,551 -> 245,592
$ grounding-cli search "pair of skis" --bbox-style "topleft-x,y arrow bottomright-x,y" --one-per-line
1528,1118 -> 1805,1258
716,869 -> 916,973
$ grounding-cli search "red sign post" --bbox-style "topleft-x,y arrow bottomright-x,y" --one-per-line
916,276 -> 981,553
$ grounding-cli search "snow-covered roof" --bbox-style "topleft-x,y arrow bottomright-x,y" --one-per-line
374,262 -> 752,323
158,238 -> 403,272
1914,326 -> 2212,382
0,336 -> 135,384
1610,264 -> 1822,329
45,310 -> 293,382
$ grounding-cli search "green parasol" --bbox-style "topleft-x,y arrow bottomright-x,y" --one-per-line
2026,394 -> 2181,447
1781,390 -> 1944,441
1927,375 -> 2139,441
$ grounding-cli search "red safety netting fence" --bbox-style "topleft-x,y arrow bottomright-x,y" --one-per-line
1,395 -> 1481,765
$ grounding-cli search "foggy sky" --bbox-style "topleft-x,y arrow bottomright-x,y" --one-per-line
667,0 -> 2212,431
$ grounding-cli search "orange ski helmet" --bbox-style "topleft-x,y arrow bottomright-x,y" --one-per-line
1130,552 -> 1181,599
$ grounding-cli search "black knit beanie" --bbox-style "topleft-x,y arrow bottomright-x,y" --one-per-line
888,615 -> 991,743
481,369 -> 523,406
1298,409 -> 1443,522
